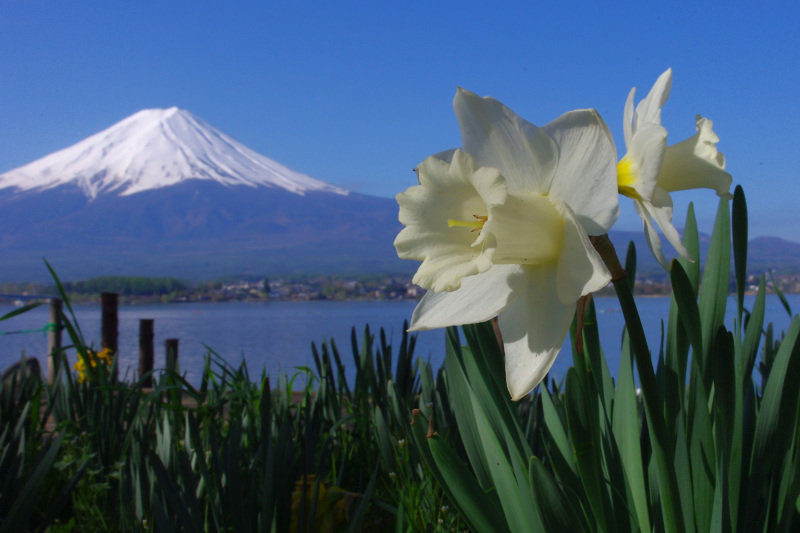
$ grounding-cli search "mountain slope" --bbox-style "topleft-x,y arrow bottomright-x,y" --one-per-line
0,107 -> 346,198
1,107 -> 798,283
0,181 -> 405,281
0,107 -> 400,281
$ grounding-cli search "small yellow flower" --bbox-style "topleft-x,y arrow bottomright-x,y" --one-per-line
73,357 -> 87,383
96,348 -> 113,364
73,348 -> 114,384
290,475 -> 357,532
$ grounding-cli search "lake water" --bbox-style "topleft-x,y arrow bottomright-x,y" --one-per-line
1,294 -> 798,387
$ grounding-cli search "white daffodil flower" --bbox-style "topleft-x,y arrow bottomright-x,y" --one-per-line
394,88 -> 619,400
618,68 -> 732,269
394,149 -> 508,293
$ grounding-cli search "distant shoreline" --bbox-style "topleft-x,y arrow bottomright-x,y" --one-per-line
2,270 -> 797,308
1,288 -> 792,308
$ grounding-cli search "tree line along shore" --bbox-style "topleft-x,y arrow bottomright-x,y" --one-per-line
1,270 -> 798,305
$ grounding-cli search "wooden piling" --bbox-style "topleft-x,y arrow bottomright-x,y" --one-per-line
139,319 -> 154,387
47,298 -> 62,383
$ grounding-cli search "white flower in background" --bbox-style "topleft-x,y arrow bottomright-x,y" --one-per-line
394,88 -> 618,400
618,68 -> 732,269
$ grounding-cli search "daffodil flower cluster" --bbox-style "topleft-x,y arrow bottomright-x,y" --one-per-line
395,88 -> 618,400
73,347 -> 113,384
618,68 -> 732,268
395,73 -> 731,400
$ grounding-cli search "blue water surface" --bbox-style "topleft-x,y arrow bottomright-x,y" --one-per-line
1,294 -> 797,389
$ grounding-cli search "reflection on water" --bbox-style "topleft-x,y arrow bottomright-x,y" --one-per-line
1,294 -> 797,387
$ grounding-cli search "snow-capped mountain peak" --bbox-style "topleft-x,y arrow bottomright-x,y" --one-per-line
0,107 -> 349,199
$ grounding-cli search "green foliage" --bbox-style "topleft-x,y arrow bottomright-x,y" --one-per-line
62,276 -> 187,296
0,361 -> 84,532
1,268 -> 459,531
3,186 -> 799,531
409,186 -> 800,531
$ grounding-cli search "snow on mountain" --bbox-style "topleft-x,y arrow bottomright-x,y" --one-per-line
0,107 -> 349,199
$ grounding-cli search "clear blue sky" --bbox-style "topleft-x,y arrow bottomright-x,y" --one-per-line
1,1 -> 798,241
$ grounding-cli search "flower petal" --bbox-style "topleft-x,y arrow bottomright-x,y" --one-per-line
429,148 -> 457,165
623,87 -> 635,148
645,188 -> 691,260
633,189 -> 691,270
658,116 -> 732,197
395,151 -> 507,292
497,264 -> 575,400
622,122 -> 667,201
453,88 -> 557,196
632,198 -> 669,270
634,68 -> 672,129
409,264 -> 526,330
555,205 -> 611,304
484,192 -> 563,265
542,109 -> 620,235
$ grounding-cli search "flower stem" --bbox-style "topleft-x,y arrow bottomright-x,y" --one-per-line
592,234 -> 684,533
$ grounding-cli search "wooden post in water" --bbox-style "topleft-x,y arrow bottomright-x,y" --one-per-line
165,338 -> 179,373
47,298 -> 62,383
139,319 -> 154,388
101,292 -> 118,380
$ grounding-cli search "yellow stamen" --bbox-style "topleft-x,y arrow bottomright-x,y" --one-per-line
447,214 -> 488,232
617,155 -> 641,199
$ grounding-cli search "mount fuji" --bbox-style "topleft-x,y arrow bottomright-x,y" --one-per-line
0,107 -> 349,200
3,108 -> 799,283
0,108 -> 407,282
